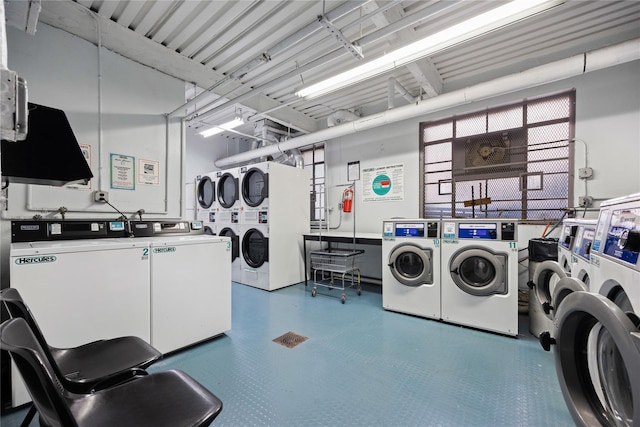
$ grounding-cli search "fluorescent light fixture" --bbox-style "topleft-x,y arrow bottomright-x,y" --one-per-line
199,117 -> 245,138
296,0 -> 564,99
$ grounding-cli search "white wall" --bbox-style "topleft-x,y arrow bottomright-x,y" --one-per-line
1,23 -> 186,287
3,24 -> 185,219
325,60 -> 640,235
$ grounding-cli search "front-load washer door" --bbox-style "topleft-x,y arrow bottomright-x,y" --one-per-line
218,227 -> 239,261
242,228 -> 269,268
449,247 -> 507,296
242,168 -> 268,207
197,176 -> 215,209
217,172 -> 238,208
388,244 -> 433,286
553,291 -> 640,427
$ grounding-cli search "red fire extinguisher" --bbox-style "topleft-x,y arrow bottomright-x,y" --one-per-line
342,187 -> 353,213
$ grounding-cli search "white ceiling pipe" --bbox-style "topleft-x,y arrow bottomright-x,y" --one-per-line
215,38 -> 640,168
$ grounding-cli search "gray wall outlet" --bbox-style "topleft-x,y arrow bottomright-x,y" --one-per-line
94,191 -> 109,203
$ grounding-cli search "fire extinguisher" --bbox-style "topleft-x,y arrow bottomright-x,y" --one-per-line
342,187 -> 353,213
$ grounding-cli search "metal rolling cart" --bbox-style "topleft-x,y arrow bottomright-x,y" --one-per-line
310,247 -> 363,303
311,165 -> 363,303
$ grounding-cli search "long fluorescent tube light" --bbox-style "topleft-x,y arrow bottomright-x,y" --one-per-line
198,117 -> 245,138
296,0 -> 564,99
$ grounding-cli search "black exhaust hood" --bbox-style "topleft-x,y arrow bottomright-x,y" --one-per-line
1,103 -> 93,186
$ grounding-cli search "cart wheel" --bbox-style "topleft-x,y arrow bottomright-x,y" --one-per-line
357,288 -> 361,296
341,294 -> 346,304
311,287 -> 317,297
329,281 -> 334,289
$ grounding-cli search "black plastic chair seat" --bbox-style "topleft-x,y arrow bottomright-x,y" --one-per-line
69,370 -> 223,427
1,318 -> 223,427
51,336 -> 161,387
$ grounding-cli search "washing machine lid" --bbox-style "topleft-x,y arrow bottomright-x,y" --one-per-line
197,175 -> 216,209
218,227 -> 239,261
388,244 -> 433,286
217,172 -> 238,208
449,247 -> 507,296
553,291 -> 640,427
242,228 -> 269,268
241,167 -> 269,207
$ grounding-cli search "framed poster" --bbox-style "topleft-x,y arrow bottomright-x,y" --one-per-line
110,153 -> 135,190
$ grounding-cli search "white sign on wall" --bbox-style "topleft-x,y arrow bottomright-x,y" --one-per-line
138,158 -> 160,186
110,153 -> 135,190
362,163 -> 404,202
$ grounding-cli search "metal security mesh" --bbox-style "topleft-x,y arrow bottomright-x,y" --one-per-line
421,91 -> 574,220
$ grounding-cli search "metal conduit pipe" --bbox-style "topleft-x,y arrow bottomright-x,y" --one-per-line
214,39 -> 640,168
169,0 -> 372,118
388,77 -> 418,109
190,1 -> 460,123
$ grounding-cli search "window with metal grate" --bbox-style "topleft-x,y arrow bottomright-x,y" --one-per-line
420,90 -> 575,220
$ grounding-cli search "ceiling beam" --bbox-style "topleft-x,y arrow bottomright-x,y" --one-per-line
363,1 -> 443,99
36,0 -> 317,133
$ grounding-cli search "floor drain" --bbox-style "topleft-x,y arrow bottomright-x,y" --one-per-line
273,331 -> 308,348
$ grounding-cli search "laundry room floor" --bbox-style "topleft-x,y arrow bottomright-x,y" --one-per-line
2,281 -> 574,426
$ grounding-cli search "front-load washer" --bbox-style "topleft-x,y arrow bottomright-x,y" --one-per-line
9,236 -> 151,407
558,218 -> 580,275
570,219 -> 597,288
550,193 -> 640,427
216,167 -> 240,229
196,172 -> 218,234
382,219 -> 441,319
440,219 -> 519,336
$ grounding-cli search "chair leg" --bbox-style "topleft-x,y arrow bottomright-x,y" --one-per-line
20,404 -> 37,427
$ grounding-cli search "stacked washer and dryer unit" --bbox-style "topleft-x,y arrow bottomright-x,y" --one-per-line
549,193 -> 640,426
381,218 -> 520,337
237,161 -> 310,291
196,168 -> 242,280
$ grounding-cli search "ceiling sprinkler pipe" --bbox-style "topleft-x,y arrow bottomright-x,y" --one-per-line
214,39 -> 640,168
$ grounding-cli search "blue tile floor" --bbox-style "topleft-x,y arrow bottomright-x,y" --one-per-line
2,282 -> 574,426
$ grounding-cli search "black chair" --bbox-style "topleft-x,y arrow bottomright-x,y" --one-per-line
1,318 -> 223,427
1,288 -> 162,424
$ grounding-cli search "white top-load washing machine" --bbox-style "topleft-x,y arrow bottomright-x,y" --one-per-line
237,162 -> 309,291
550,193 -> 640,427
382,219 -> 441,320
195,171 -> 218,234
570,219 -> 597,288
440,218 -> 519,336
141,221 -> 231,354
8,222 -> 151,407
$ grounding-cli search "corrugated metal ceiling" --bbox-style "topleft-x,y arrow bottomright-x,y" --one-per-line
35,0 -> 640,139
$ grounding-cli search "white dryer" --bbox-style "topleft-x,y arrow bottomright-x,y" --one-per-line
570,219 -> 597,288
237,162 -> 309,291
440,219 -> 519,336
195,172 -> 218,235
215,167 -> 241,229
217,224 -> 241,282
381,219 -> 441,320
550,193 -> 640,426
239,161 -> 269,218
